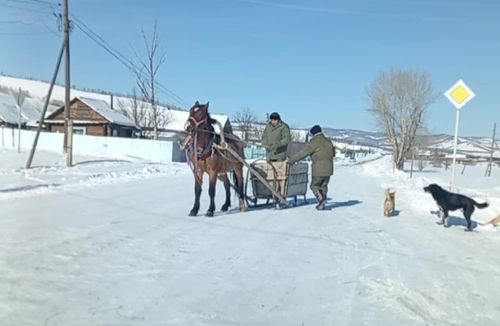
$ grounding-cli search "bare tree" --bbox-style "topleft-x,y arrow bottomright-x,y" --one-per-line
149,106 -> 172,136
117,88 -> 147,131
232,107 -> 258,141
412,128 -> 433,171
367,68 -> 436,170
131,20 -> 166,140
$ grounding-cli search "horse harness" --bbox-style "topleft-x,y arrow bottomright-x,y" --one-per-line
184,116 -> 234,184
187,116 -> 219,160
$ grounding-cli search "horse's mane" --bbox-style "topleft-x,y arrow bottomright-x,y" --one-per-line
206,112 -> 217,126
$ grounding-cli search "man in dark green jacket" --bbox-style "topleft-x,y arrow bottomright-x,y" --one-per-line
261,112 -> 291,161
288,125 -> 335,210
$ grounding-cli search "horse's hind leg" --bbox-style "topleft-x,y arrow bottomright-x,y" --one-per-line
219,174 -> 231,212
189,179 -> 202,216
206,171 -> 218,217
234,165 -> 247,212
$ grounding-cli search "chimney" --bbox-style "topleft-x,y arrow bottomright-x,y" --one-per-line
110,94 -> 114,110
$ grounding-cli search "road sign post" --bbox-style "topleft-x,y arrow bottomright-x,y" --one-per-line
444,79 -> 475,191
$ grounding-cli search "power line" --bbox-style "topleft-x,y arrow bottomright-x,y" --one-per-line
0,1 -> 54,14
0,30 -> 56,35
0,0 -> 52,7
69,14 -> 188,107
0,0 -> 59,27
25,0 -> 55,5
73,22 -> 130,68
1,0 -> 54,5
41,19 -> 59,36
0,19 -> 40,24
70,15 -> 134,69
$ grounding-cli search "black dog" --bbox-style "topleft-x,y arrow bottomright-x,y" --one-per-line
423,184 -> 488,231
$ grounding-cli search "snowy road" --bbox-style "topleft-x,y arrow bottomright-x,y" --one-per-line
1,152 -> 500,325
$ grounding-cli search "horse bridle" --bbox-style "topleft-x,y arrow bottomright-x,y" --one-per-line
180,113 -> 216,184
180,114 -> 209,150
186,115 -> 208,132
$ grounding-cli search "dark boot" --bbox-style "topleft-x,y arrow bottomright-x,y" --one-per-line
315,191 -> 326,210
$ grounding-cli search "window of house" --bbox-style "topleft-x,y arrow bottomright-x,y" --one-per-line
73,127 -> 86,135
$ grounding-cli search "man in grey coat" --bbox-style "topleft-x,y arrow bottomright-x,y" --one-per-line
288,125 -> 335,210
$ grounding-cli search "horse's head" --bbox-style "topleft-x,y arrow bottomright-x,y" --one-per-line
184,100 -> 210,133
179,101 -> 213,151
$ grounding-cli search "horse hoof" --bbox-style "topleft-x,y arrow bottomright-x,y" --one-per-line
205,211 -> 214,217
221,206 -> 229,212
239,206 -> 247,212
188,210 -> 198,216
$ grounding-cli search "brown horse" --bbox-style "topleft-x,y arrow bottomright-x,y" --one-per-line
182,101 -> 246,217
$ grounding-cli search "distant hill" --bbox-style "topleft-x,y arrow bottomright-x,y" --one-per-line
321,128 -> 498,158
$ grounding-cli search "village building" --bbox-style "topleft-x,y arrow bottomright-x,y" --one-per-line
44,97 -> 139,137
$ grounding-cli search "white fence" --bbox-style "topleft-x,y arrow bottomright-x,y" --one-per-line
0,127 -> 174,163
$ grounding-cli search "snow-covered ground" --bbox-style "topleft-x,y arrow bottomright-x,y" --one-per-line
1,149 -> 500,325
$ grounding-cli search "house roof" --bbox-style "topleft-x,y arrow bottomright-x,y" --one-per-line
79,97 -> 137,127
0,92 -> 64,125
166,109 -> 229,134
19,97 -> 45,121
46,97 -> 138,128
0,92 -> 20,124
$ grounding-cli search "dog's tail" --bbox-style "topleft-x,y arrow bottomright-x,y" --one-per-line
473,200 -> 489,209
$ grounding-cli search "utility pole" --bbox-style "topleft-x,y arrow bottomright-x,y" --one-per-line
485,123 -> 496,177
26,42 -> 65,169
63,0 -> 73,166
26,0 -> 74,168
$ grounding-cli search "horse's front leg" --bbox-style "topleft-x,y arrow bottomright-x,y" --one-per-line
206,171 -> 218,217
219,174 -> 231,212
189,173 -> 202,216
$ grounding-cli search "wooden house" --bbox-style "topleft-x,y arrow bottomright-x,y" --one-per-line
45,97 -> 139,137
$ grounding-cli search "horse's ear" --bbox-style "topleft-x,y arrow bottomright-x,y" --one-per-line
206,101 -> 210,108
195,100 -> 199,106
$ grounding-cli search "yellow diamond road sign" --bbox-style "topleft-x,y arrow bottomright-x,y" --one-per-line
445,79 -> 475,110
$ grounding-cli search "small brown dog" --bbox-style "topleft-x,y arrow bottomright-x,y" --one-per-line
384,188 -> 396,217
487,215 -> 500,226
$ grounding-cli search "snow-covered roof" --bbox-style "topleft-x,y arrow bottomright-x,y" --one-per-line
0,92 -> 60,125
0,92 -> 20,124
166,109 -> 229,134
79,97 -> 137,128
20,97 -> 59,121
20,98 -> 41,121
